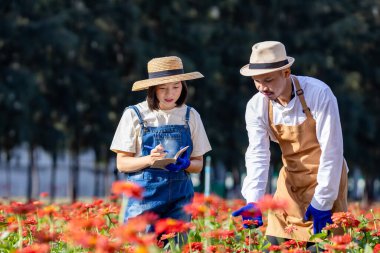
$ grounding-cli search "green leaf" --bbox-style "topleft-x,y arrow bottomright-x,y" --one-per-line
364,244 -> 373,253
309,232 -> 328,241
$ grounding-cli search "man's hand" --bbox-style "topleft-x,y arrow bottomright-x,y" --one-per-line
232,202 -> 263,228
304,204 -> 332,234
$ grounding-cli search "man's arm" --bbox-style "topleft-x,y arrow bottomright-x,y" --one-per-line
312,88 -> 345,210
241,99 -> 271,203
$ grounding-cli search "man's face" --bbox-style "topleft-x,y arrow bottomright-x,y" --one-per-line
251,70 -> 288,101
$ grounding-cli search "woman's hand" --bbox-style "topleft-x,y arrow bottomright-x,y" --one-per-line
145,144 -> 167,166
115,144 -> 167,173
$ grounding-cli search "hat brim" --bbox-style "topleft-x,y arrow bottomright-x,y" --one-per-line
132,72 -> 204,91
240,57 -> 295,77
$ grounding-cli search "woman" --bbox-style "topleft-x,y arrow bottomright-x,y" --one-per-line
110,56 -> 212,230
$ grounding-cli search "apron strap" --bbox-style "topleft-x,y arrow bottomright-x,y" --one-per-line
268,76 -> 313,125
268,98 -> 281,140
128,105 -> 145,128
291,75 -> 313,119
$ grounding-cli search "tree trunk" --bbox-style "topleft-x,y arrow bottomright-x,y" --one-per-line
104,152 -> 112,196
32,148 -> 39,199
69,148 -> 79,203
93,163 -> 100,197
50,152 -> 57,204
27,144 -> 37,202
103,147 -> 112,196
4,151 -> 12,198
362,176 -> 375,208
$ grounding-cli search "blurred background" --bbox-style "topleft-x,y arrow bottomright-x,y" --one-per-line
0,0 -> 379,204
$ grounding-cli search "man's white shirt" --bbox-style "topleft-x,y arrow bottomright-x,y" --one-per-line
242,75 -> 347,210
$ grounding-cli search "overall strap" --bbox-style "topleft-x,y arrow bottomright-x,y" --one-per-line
291,75 -> 313,119
128,105 -> 145,128
185,106 -> 191,127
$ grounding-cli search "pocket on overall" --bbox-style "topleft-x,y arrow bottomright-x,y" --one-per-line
126,171 -> 149,190
153,132 -> 182,158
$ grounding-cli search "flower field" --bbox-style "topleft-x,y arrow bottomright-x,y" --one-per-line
0,181 -> 379,253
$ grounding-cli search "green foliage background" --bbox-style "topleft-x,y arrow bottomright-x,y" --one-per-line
1,0 -> 379,198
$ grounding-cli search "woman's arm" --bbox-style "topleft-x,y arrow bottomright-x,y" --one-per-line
185,156 -> 203,173
116,145 -> 167,173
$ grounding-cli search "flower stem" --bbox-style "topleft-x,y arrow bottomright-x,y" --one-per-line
248,228 -> 252,250
370,209 -> 378,231
16,214 -> 23,249
49,214 -> 55,234
169,237 -> 176,252
118,196 -> 129,225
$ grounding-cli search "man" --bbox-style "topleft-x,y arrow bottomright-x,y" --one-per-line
232,41 -> 348,248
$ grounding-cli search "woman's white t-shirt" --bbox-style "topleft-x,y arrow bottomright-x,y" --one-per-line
110,101 -> 212,157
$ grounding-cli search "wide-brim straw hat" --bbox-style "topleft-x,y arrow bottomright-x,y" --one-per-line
132,56 -> 204,91
240,41 -> 295,76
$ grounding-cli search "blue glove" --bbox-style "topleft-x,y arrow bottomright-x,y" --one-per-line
304,204 -> 332,234
231,202 -> 263,228
165,149 -> 190,172
165,146 -> 190,172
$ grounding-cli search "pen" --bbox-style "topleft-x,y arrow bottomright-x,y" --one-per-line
144,145 -> 169,153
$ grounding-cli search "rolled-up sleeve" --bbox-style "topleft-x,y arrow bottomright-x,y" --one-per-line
189,109 -> 212,157
110,108 -> 140,153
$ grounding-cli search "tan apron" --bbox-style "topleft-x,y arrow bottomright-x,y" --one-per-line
265,76 -> 348,242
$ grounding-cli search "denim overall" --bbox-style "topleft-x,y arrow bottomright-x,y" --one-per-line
124,105 -> 194,228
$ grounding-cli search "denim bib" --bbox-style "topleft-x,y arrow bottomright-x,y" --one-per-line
124,105 -> 195,226
129,105 -> 193,162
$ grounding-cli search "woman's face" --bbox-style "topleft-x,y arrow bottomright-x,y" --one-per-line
155,81 -> 183,110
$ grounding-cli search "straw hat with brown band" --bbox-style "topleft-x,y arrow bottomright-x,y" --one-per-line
132,56 -> 204,91
240,41 -> 295,77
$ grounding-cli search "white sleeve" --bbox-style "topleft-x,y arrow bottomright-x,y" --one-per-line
241,99 -> 271,203
110,108 -> 140,153
189,109 -> 212,157
311,88 -> 344,210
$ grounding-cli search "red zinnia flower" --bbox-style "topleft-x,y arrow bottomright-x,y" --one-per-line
38,205 -> 59,217
14,243 -> 50,253
160,232 -> 176,240
282,250 -> 310,253
154,218 -> 191,235
243,219 -> 260,227
331,234 -> 352,245
183,242 -> 203,253
284,224 -> 298,234
7,201 -> 38,215
256,194 -> 288,212
268,245 -> 282,252
281,240 -> 307,249
111,181 -> 143,199
39,192 -> 49,198
183,203 -> 208,218
374,244 -> 380,253
32,230 -> 60,243
98,205 -> 119,216
332,212 -> 360,228
323,223 -> 339,231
